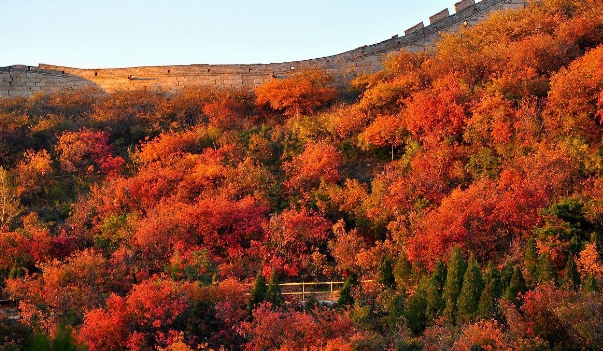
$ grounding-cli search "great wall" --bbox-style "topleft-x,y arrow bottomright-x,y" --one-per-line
0,0 -> 526,98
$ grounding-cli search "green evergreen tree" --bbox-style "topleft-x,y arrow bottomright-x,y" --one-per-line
386,292 -> 406,330
410,260 -> 427,288
249,271 -> 268,310
26,326 -> 84,351
456,255 -> 484,324
265,269 -> 285,308
536,251 -> 557,285
403,277 -> 428,335
582,275 -> 600,293
477,279 -> 497,320
338,273 -> 357,307
524,238 -> 538,286
499,261 -> 515,292
561,253 -> 580,290
504,265 -> 527,308
477,262 -> 501,319
442,246 -> 467,324
377,257 -> 396,290
483,262 -> 502,298
425,259 -> 447,323
393,251 -> 412,291
569,235 -> 583,255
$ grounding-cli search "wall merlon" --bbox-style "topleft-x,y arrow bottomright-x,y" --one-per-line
404,22 -> 425,35
430,8 -> 450,24
455,0 -> 475,12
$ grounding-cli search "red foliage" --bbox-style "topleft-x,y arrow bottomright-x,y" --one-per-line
404,74 -> 470,146
283,142 -> 341,193
255,69 -> 337,117
239,303 -> 355,351
55,128 -> 124,177
406,170 -> 547,266
262,209 -> 332,277
79,279 -> 202,351
6,249 -> 110,332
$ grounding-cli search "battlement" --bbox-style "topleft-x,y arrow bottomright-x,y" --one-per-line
0,0 -> 527,98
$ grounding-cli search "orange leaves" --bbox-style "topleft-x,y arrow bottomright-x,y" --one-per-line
404,74 -> 470,146
56,128 -> 124,177
546,44 -> 603,143
254,69 -> 337,117
406,171 -> 546,266
6,249 -> 110,332
452,320 -> 510,351
357,114 -> 405,150
16,149 -> 52,197
80,279 -> 202,351
284,142 -> 341,193
576,243 -> 603,280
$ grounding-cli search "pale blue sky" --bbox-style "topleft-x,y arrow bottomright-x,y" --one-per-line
2,0 -> 456,68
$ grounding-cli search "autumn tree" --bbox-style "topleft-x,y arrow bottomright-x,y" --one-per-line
262,209 -> 331,277
254,69 -> 337,117
283,141 -> 342,194
55,128 -> 124,179
0,167 -> 21,229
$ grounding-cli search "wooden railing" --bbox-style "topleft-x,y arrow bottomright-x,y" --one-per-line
279,281 -> 345,302
277,280 -> 373,303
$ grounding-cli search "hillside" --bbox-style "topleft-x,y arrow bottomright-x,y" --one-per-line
1,0 -> 603,349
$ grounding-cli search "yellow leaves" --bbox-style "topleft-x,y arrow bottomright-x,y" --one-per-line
576,242 -> 603,280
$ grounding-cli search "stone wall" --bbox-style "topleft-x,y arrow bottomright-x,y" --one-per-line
0,0 -> 527,98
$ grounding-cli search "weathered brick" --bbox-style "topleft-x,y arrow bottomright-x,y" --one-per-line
405,22 -> 425,35
430,8 -> 450,24
455,0 -> 475,12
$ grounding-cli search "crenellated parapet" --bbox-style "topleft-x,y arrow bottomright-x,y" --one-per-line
0,0 -> 527,97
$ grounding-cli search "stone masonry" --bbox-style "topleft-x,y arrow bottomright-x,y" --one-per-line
0,0 -> 527,98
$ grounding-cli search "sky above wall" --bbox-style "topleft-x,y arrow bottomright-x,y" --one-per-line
2,0 -> 456,69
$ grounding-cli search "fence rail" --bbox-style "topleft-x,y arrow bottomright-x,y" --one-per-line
276,280 -> 373,303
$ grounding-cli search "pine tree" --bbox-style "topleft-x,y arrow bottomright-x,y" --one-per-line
386,292 -> 406,330
457,255 -> 484,324
477,262 -> 501,319
249,271 -> 268,310
504,265 -> 527,308
393,251 -> 412,291
442,246 -> 467,324
561,253 -> 580,290
582,275 -> 600,293
404,277 -> 428,334
499,261 -> 515,292
425,259 -> 447,323
524,238 -> 538,286
377,257 -> 396,290
338,274 -> 357,307
265,269 -> 285,308
536,251 -> 557,285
